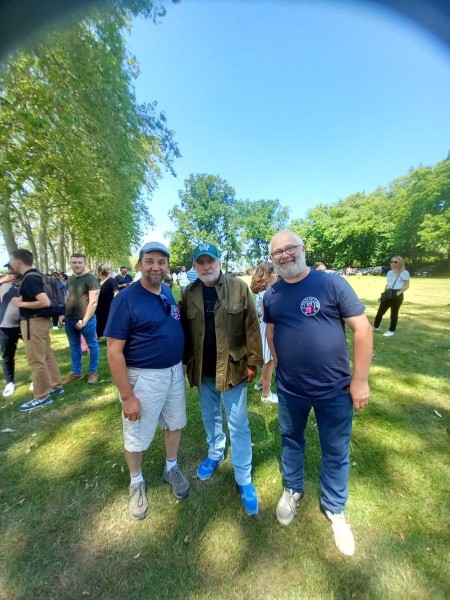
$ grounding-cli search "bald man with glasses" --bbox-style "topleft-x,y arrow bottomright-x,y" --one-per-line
264,230 -> 373,556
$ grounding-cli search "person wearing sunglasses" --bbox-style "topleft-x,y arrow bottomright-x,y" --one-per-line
373,256 -> 410,337
263,230 -> 372,556
105,241 -> 189,520
180,242 -> 263,517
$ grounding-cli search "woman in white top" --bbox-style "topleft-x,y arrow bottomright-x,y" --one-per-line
250,262 -> 278,403
373,255 -> 410,337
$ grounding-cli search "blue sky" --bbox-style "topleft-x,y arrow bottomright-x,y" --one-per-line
127,0 -> 450,247
2,0 -> 450,263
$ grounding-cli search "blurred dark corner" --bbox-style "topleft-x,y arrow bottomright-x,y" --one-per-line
0,0 -> 449,58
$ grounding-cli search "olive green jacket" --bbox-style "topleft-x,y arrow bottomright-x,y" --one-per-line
180,273 -> 263,392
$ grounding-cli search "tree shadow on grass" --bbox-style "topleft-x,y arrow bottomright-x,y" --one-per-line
2,370 -> 449,599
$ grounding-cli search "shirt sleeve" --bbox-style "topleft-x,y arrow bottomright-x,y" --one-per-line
104,295 -> 131,339
334,276 -> 365,318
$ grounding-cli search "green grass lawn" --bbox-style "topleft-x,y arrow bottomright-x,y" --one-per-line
1,276 -> 449,600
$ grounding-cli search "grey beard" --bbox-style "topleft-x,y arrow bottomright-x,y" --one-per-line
198,273 -> 220,285
145,273 -> 163,287
276,260 -> 307,280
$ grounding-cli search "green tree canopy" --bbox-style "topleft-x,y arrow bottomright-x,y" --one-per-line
0,0 -> 180,271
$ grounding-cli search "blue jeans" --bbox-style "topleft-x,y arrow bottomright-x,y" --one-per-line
64,316 -> 99,374
199,376 -> 253,486
278,388 -> 354,513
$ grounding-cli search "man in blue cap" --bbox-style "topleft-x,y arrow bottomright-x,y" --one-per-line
180,242 -> 263,516
106,241 -> 189,520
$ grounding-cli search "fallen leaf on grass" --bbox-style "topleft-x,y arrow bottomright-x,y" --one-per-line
134,553 -> 141,559
399,532 -> 405,542
434,409 -> 442,418
18,498 -> 25,505
184,536 -> 189,543
82,592 -> 90,597
1,428 -> 15,433
25,448 -> 31,455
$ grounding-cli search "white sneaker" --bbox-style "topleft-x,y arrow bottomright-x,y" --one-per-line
276,488 -> 303,525
372,327 -> 380,332
52,326 -> 59,331
383,331 -> 395,337
3,382 -> 16,397
261,391 -> 278,404
324,510 -> 355,556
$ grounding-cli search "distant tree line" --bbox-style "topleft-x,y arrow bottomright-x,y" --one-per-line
292,154 -> 450,270
169,155 -> 449,272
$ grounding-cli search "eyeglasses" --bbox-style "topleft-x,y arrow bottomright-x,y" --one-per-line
390,260 -> 399,264
270,244 -> 302,260
160,294 -> 171,315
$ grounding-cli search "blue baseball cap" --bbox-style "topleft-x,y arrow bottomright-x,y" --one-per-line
139,241 -> 170,257
193,242 -> 221,262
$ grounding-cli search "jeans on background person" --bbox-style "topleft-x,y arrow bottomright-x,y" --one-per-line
199,376 -> 252,486
64,316 -> 99,374
0,327 -> 20,384
278,389 -> 354,514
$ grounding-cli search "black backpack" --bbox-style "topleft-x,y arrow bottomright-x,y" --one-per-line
20,271 -> 66,318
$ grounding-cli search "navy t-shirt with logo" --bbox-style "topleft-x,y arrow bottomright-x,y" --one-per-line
104,282 -> 184,369
263,270 -> 365,400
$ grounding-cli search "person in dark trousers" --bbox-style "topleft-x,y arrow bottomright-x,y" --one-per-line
264,230 -> 372,556
0,263 -> 21,398
373,255 -> 410,337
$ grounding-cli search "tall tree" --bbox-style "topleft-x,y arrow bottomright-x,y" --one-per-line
0,0 -> 180,270
238,199 -> 289,264
168,174 -> 240,272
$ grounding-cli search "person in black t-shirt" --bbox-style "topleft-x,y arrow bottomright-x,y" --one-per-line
10,249 -> 63,412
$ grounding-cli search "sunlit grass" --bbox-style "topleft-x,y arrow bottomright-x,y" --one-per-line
0,277 -> 449,599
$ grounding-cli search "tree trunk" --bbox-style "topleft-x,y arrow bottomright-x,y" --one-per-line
0,197 -> 18,253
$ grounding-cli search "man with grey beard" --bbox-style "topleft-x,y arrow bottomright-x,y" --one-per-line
180,242 -> 263,517
263,230 -> 372,556
105,242 -> 189,520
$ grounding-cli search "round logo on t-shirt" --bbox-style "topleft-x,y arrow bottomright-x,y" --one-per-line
300,296 -> 320,317
171,305 -> 181,320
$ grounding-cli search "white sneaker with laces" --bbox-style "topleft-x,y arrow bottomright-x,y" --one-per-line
261,391 -> 278,404
383,331 -> 395,337
324,510 -> 355,556
3,382 -> 16,397
276,488 -> 303,525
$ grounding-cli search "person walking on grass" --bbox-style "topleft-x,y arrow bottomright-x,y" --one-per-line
264,230 -> 372,556
373,255 -> 410,337
106,242 -> 189,520
250,261 -> 278,404
180,242 -> 263,517
10,249 -> 64,412
0,263 -> 21,398
60,254 -> 100,385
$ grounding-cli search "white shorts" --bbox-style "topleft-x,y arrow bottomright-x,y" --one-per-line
121,361 -> 186,452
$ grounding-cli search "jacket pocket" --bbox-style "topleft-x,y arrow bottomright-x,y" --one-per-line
229,345 -> 248,362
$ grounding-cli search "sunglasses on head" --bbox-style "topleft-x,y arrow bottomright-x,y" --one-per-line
160,294 -> 171,315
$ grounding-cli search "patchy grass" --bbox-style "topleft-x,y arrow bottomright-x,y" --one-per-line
0,277 -> 449,600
